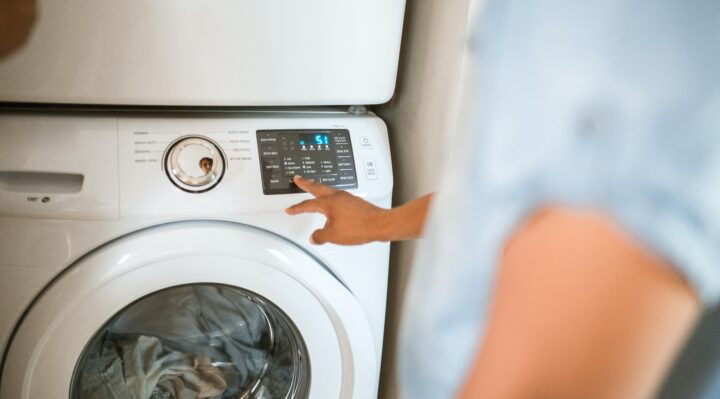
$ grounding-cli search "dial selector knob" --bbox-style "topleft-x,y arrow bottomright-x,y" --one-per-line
164,136 -> 225,193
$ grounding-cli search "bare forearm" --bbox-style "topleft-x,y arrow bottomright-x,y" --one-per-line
376,194 -> 434,241
458,208 -> 700,399
287,176 -> 434,245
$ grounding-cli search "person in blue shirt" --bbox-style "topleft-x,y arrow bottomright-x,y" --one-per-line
288,1 -> 720,398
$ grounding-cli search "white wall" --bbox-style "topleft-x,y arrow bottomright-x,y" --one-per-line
372,0 -> 481,397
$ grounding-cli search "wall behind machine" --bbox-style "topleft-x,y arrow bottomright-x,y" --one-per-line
373,0 -> 483,397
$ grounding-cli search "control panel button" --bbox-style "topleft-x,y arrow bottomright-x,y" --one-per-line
337,159 -> 354,169
261,158 -> 281,172
335,145 -> 351,155
268,174 -> 290,189
338,168 -> 357,184
260,145 -> 279,157
364,158 -> 378,180
164,136 -> 226,193
320,176 -> 339,185
359,136 -> 373,147
333,136 -> 350,145
257,134 -> 278,144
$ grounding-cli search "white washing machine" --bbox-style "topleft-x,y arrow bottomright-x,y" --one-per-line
0,0 -> 406,106
0,111 -> 393,398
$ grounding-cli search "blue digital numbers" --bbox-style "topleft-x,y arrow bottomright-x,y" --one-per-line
314,134 -> 329,145
299,133 -> 330,148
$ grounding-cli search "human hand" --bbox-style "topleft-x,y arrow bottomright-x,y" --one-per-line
285,176 -> 389,245
0,0 -> 37,59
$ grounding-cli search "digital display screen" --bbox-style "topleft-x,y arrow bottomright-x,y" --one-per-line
299,133 -> 330,146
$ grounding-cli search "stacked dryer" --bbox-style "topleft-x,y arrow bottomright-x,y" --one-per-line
0,2 -> 405,398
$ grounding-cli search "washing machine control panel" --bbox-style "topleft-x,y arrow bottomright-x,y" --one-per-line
164,136 -> 226,193
257,130 -> 358,195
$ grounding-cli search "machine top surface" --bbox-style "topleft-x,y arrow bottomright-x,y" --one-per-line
0,0 -> 406,106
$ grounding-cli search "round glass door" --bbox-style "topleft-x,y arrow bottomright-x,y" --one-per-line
70,284 -> 310,399
1,222 -> 375,399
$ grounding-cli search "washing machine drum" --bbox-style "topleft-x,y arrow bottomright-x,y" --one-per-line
0,222 -> 376,399
72,284 -> 309,399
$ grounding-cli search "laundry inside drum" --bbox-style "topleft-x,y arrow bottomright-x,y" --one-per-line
70,284 -> 311,399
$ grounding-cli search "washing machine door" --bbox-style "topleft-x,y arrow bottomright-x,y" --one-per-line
0,221 -> 375,399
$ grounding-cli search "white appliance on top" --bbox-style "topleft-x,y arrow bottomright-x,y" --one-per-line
0,111 -> 393,398
0,1 -> 403,397
0,0 -> 406,106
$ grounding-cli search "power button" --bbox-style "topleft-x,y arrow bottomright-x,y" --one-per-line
359,136 -> 373,147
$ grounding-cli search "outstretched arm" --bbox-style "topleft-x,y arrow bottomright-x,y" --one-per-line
285,175 -> 433,245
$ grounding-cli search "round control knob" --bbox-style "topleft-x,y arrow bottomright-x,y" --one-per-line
164,136 -> 225,193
